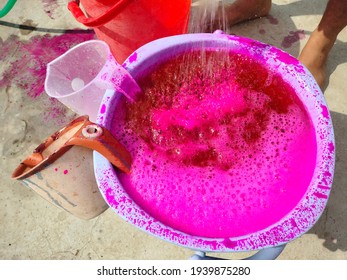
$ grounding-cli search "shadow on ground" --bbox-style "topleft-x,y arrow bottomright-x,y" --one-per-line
325,40 -> 347,89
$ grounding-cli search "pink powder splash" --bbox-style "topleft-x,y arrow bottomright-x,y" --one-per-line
266,15 -> 279,25
43,98 -> 70,121
42,0 -> 61,19
63,169 -> 69,175
0,33 -> 95,99
320,104 -> 330,119
281,30 -> 306,48
328,142 -> 335,153
128,52 -> 138,63
100,104 -> 107,114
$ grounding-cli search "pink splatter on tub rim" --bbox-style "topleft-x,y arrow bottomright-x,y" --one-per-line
94,33 -> 335,252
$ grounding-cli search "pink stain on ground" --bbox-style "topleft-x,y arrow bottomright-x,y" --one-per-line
281,30 -> 306,48
0,33 -> 95,99
266,15 -> 279,25
43,98 -> 70,121
63,170 -> 69,175
42,0 -> 60,19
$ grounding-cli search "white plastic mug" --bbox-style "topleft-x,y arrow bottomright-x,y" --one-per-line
44,40 -> 140,122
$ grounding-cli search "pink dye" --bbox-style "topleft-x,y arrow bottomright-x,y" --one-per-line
111,50 -> 317,238
281,30 -> 306,48
328,142 -> 335,153
129,52 -> 138,63
0,33 -> 95,99
63,169 -> 68,175
320,105 -> 330,119
266,15 -> 279,25
313,192 -> 328,199
42,0 -> 60,19
100,104 -> 107,114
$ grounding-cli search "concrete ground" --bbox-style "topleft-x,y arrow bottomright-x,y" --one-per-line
1,0 -> 346,259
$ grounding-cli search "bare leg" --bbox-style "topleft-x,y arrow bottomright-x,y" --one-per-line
190,0 -> 271,32
299,0 -> 347,88
222,0 -> 272,26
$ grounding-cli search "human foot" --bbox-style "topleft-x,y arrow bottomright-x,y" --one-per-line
221,0 -> 272,27
298,28 -> 335,89
190,0 -> 272,32
299,0 -> 347,89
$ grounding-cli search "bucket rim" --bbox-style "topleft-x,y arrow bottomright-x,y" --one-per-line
94,32 -> 335,252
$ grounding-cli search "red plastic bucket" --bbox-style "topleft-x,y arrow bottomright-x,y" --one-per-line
68,0 -> 191,63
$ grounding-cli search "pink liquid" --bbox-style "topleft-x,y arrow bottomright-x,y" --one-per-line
111,50 -> 317,238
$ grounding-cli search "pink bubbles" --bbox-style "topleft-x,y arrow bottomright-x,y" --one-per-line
110,50 -> 317,238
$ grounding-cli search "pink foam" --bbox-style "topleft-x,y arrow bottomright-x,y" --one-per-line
111,50 -> 317,238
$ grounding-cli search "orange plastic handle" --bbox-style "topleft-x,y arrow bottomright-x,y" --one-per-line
66,121 -> 132,174
68,0 -> 131,27
12,116 -> 132,179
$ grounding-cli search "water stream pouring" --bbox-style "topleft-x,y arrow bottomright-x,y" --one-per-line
44,40 -> 141,122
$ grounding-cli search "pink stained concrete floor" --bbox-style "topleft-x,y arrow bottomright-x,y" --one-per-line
1,0 -> 347,259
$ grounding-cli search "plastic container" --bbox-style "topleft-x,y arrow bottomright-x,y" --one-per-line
12,116 -> 132,220
68,0 -> 191,63
44,40 -> 140,122
93,32 -> 335,257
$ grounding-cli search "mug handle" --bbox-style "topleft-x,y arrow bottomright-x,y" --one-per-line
68,0 -> 131,27
12,116 -> 132,180
65,119 -> 132,174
